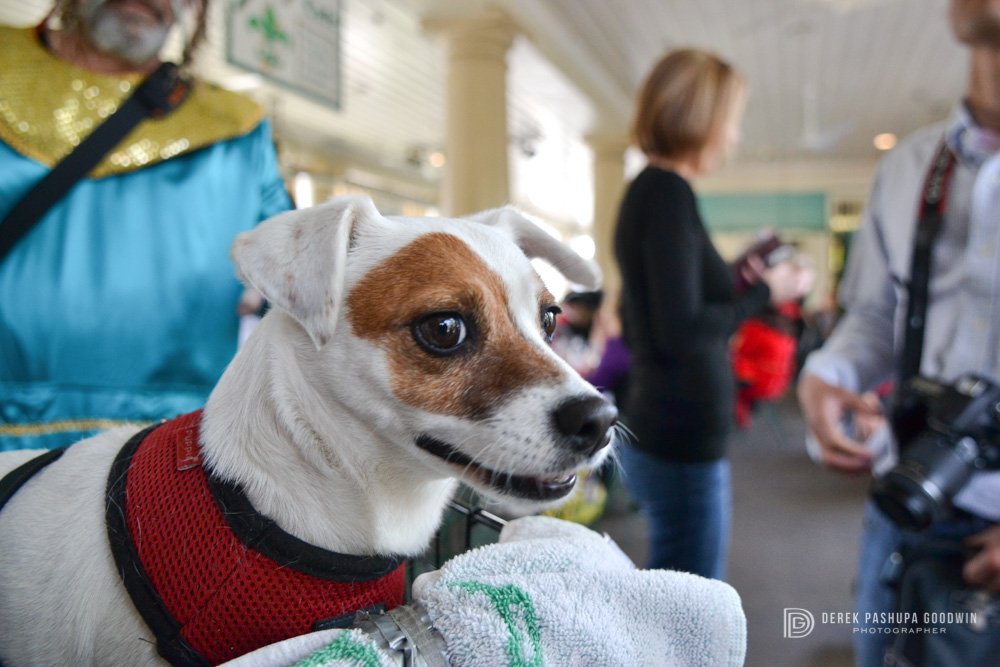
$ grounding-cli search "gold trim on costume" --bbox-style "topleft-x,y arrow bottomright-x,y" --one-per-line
0,419 -> 150,437
0,25 -> 265,177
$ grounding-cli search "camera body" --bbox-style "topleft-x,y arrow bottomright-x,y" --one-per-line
871,374 -> 1000,531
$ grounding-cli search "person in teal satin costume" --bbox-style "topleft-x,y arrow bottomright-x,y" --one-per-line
0,1 -> 292,450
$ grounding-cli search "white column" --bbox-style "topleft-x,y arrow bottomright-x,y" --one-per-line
427,9 -> 517,216
587,133 -> 628,295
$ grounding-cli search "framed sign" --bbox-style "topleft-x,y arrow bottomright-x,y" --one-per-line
227,0 -> 342,109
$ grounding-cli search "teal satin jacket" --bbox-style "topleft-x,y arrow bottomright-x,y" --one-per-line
0,27 -> 292,449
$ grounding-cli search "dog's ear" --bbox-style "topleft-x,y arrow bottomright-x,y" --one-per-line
471,206 -> 602,290
231,196 -> 382,349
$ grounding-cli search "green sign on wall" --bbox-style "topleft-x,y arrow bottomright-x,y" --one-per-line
699,192 -> 827,232
227,0 -> 342,109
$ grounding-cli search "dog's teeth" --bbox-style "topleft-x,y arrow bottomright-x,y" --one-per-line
544,474 -> 574,484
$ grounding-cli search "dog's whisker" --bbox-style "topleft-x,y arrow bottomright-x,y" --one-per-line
607,422 -> 632,478
613,421 -> 636,447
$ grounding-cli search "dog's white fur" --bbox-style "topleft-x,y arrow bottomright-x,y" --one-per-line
0,197 -> 615,666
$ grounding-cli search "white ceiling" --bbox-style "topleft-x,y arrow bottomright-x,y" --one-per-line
522,0 -> 966,163
0,0 -> 970,194
209,0 -> 967,195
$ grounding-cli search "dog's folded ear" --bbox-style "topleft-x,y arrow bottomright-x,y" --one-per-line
231,196 -> 382,349
471,206 -> 602,291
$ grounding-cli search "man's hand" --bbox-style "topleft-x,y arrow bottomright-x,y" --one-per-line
964,525 -> 1000,592
797,373 -> 882,473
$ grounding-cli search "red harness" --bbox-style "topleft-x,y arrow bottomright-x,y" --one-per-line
106,411 -> 406,666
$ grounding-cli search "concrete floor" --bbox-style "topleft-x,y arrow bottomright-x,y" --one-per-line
593,397 -> 871,667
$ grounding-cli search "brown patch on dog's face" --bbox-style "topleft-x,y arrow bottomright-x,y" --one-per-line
347,233 -> 562,419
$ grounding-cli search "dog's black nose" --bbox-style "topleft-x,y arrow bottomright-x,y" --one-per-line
552,395 -> 618,456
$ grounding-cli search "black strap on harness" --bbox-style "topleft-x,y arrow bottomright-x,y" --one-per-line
0,426 -> 207,666
0,447 -> 65,515
899,141 -> 957,385
0,448 -> 65,667
0,61 -> 190,264
105,424 -> 209,667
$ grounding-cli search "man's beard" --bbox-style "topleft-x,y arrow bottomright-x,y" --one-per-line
80,0 -> 172,66
964,17 -> 1000,46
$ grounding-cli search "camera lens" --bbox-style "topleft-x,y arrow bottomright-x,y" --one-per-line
870,435 -> 978,531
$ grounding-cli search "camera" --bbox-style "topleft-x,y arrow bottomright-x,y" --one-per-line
871,374 -> 1000,531
732,232 -> 795,293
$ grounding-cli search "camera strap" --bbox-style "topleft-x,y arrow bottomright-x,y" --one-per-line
899,141 -> 957,384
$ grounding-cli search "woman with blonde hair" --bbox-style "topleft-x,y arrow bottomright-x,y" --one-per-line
614,48 -> 804,579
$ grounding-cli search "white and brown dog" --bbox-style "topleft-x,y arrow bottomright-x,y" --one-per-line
0,197 -> 617,666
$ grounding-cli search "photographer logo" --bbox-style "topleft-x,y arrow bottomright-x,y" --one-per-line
784,608 -> 815,639
783,608 -> 978,640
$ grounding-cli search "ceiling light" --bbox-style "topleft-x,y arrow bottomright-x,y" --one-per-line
428,151 -> 446,168
873,133 -> 897,151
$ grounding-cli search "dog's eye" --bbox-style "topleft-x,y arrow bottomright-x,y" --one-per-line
414,313 -> 468,355
541,306 -> 560,340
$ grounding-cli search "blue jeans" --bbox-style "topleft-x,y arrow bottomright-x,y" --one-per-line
854,501 -> 994,667
617,444 -> 731,580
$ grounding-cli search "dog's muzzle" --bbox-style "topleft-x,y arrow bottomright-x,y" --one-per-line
415,395 -> 616,502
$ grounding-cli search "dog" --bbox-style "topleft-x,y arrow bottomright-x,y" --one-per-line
0,196 -> 617,666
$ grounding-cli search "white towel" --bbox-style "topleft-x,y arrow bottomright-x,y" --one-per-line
413,515 -> 746,667
222,516 -> 746,667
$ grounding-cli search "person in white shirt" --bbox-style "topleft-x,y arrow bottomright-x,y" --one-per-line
798,0 -> 1000,664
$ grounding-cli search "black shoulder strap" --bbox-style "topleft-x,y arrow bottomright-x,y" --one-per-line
0,61 -> 190,264
899,142 -> 956,385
